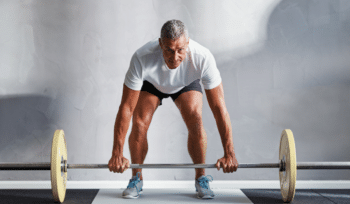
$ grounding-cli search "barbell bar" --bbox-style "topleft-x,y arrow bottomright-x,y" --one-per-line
2,162 -> 350,170
0,129 -> 349,203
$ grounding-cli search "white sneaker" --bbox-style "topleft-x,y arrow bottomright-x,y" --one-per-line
195,175 -> 214,199
122,172 -> 143,199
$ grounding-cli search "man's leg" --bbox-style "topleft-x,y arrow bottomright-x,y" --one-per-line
129,90 -> 160,180
174,90 -> 206,180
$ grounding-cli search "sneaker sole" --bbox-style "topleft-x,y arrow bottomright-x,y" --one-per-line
197,193 -> 214,199
122,190 -> 143,199
122,195 -> 139,199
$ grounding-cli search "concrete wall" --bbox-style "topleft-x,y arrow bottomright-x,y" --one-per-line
0,0 -> 349,181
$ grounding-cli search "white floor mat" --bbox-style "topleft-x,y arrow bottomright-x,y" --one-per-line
92,188 -> 253,204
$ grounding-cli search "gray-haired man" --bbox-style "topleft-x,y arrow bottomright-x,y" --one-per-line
108,19 -> 238,199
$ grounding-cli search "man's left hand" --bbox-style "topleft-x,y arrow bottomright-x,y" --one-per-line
215,155 -> 239,173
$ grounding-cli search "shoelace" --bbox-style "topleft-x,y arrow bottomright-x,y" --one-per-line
127,172 -> 141,193
197,175 -> 213,189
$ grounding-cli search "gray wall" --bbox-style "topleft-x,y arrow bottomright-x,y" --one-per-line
1,0 -> 350,181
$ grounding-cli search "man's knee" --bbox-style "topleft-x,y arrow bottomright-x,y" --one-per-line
131,116 -> 151,136
131,102 -> 157,135
187,109 -> 202,123
183,111 -> 204,135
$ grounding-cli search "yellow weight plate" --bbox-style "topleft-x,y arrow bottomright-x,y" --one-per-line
279,129 -> 297,203
50,129 -> 68,203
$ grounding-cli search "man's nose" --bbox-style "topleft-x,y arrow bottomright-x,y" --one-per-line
171,51 -> 180,61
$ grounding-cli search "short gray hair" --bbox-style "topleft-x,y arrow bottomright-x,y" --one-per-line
160,20 -> 188,41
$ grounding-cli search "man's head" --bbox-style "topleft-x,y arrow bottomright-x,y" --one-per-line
159,20 -> 189,69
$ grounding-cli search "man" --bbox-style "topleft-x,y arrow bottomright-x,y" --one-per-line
108,19 -> 238,199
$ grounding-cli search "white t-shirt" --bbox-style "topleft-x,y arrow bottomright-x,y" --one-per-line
124,38 -> 221,94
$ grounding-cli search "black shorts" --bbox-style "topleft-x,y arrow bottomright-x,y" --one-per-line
141,79 -> 203,105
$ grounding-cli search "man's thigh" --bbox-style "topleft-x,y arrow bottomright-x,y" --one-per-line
174,90 -> 203,125
173,79 -> 203,117
133,91 -> 160,126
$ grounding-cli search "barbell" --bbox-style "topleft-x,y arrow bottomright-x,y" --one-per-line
1,129 -> 350,203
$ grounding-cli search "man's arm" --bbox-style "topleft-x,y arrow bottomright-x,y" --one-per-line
205,82 -> 238,173
109,84 -> 140,173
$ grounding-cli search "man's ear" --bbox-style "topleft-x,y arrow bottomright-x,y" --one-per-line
158,38 -> 162,47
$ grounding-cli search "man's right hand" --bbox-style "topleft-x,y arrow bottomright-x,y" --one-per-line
108,155 -> 130,173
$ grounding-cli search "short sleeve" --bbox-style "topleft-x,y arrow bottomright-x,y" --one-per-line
201,51 -> 222,90
124,53 -> 143,90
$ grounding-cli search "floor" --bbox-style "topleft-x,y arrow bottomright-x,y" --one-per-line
0,188 -> 349,204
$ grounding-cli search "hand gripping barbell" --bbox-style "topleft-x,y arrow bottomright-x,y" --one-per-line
1,129 -> 350,203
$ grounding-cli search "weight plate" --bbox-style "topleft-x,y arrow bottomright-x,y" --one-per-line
279,129 -> 297,202
50,129 -> 68,203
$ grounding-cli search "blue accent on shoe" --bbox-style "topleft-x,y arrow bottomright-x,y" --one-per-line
195,175 -> 214,199
122,172 -> 143,199
127,172 -> 142,191
196,175 -> 213,190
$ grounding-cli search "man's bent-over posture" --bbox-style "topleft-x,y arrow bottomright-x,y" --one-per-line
108,20 -> 239,199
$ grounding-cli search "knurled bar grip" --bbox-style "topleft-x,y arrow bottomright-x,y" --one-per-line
1,162 -> 350,170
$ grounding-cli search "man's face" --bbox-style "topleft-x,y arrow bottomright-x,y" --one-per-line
159,35 -> 189,69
